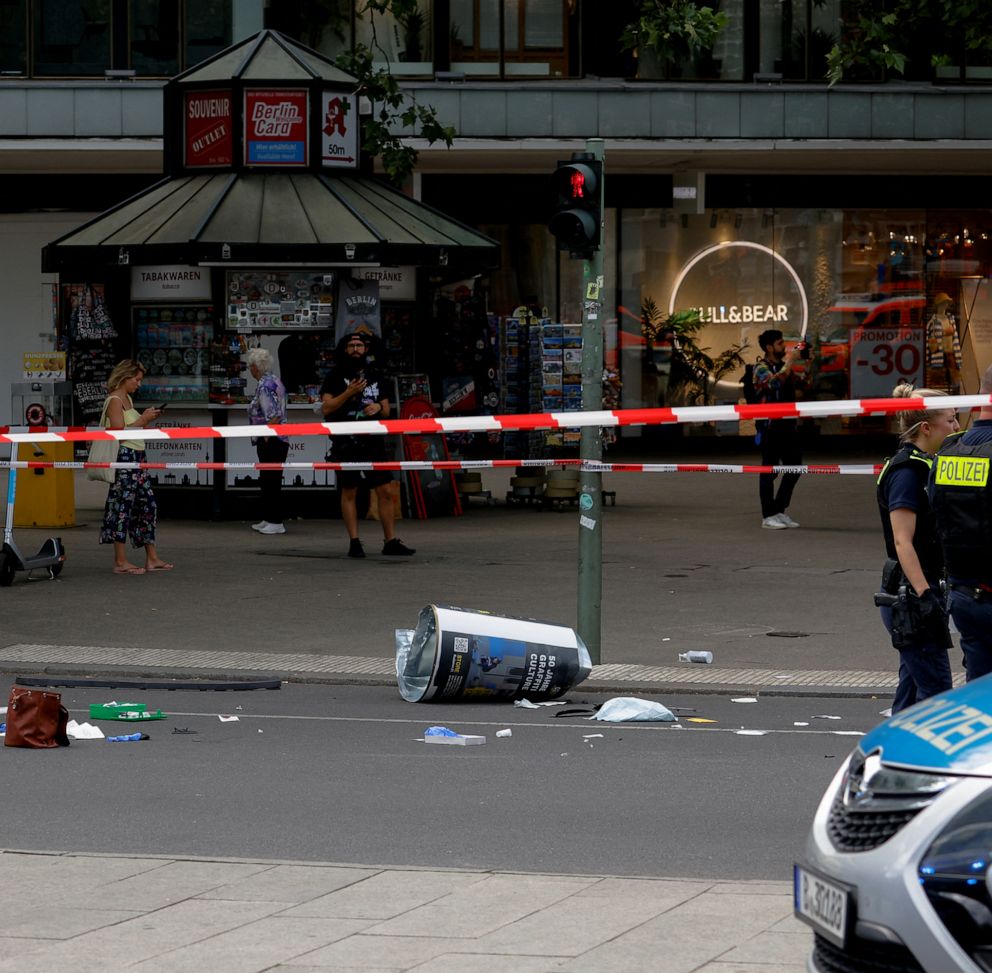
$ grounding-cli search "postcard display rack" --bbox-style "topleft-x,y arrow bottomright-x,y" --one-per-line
500,318 -> 583,458
539,323 -> 583,450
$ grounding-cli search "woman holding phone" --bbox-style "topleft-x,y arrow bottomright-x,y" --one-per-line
99,359 -> 173,575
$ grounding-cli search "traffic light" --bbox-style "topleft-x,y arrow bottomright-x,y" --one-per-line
549,155 -> 602,257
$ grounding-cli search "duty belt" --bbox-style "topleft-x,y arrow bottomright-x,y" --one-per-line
950,582 -> 992,602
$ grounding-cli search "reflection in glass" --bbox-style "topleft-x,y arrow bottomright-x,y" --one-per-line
184,0 -> 231,68
131,0 -> 179,75
0,0 -> 27,73
34,0 -> 111,75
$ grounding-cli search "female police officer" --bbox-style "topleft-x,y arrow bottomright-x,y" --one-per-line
877,383 -> 959,713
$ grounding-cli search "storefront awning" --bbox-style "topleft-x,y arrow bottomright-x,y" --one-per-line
42,171 -> 500,273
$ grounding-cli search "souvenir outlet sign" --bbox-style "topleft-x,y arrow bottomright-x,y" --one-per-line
183,89 -> 233,168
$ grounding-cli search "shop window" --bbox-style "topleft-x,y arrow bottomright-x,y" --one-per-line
264,0 -> 350,61
131,0 -> 179,75
33,0 -> 111,75
451,0 -> 571,77
0,0 -> 27,73
356,0 -> 434,75
184,0 -> 231,68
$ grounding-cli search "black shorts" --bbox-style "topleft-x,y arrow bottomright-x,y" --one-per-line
337,468 -> 394,490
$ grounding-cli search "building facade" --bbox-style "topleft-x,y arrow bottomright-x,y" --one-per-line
2,0 -> 991,440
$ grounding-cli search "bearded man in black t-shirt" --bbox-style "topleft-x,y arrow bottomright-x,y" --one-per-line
319,331 -> 415,559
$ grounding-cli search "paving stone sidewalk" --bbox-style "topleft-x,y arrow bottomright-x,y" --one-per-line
0,850 -> 809,973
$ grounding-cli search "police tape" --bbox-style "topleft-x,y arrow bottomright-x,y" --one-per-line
0,459 -> 884,475
1,392 -> 988,445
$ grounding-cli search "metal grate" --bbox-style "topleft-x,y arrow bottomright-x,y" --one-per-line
813,933 -> 924,973
827,796 -> 926,852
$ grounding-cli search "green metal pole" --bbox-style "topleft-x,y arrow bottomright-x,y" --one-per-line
577,138 -> 604,663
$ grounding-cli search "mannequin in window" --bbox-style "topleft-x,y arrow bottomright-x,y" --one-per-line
925,292 -> 962,394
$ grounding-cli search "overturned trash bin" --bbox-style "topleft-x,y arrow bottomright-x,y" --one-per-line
396,605 -> 592,703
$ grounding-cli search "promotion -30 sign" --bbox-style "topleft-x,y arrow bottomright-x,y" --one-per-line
849,327 -> 925,397
244,89 -> 309,166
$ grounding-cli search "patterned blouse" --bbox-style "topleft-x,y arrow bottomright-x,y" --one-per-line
248,372 -> 288,442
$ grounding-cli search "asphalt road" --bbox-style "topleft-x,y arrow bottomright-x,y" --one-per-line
0,681 -> 877,880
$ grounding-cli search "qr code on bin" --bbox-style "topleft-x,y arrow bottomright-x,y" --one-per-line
454,637 -> 469,653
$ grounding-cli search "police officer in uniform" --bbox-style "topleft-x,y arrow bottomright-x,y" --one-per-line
930,363 -> 992,681
877,383 -> 959,713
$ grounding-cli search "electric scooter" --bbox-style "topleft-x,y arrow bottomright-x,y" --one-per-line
1,444 -> 66,586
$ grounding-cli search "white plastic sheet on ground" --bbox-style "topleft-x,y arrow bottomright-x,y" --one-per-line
591,697 -> 677,722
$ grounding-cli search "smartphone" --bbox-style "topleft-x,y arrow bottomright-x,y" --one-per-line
156,403 -> 168,411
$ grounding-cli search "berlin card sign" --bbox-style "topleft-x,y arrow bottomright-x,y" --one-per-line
244,89 -> 309,166
184,89 -> 233,168
320,91 -> 358,169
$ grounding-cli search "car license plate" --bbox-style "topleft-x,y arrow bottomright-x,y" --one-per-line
794,863 -> 852,948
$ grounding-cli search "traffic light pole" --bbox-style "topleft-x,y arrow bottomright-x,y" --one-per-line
576,138 -> 605,664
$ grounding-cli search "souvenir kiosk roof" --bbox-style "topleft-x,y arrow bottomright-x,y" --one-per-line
43,31 -> 498,273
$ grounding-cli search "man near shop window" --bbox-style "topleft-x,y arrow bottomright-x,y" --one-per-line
753,328 -> 811,529
929,363 -> 992,680
320,331 -> 415,559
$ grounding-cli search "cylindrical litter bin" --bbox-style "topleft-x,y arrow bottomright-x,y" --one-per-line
397,604 -> 592,703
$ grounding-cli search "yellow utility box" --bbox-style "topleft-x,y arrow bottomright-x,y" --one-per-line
13,442 -> 76,528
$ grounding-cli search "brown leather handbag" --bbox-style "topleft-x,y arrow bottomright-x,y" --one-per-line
4,686 -> 70,748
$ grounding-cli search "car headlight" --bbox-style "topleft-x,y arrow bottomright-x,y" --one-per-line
920,788 -> 992,972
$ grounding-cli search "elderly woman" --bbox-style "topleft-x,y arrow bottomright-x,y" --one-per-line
246,347 -> 289,534
100,359 -> 172,574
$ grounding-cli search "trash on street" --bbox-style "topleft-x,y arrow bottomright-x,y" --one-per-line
591,697 -> 677,722
423,725 -> 486,746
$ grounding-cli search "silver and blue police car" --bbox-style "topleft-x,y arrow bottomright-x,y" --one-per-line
796,679 -> 992,973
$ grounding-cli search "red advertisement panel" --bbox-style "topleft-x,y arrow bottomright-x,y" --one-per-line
244,89 -> 309,166
183,89 -> 233,168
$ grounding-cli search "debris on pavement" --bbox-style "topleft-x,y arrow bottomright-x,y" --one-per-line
794,721 -> 810,726
678,651 -> 713,664
591,697 -> 677,723
66,720 -> 104,740
735,729 -> 767,736
514,699 -> 540,709
218,715 -> 239,722
685,717 -> 717,724
396,606 -> 592,703
89,702 -> 166,722
813,715 -> 843,720
731,697 -> 758,703
496,729 -> 512,738
424,726 -> 486,746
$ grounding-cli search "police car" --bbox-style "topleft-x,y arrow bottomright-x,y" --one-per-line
796,678 -> 992,972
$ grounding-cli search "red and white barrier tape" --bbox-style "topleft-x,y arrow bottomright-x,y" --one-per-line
0,459 -> 883,475
1,393 -> 988,445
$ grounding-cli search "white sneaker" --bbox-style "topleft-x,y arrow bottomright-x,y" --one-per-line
251,521 -> 269,532
257,523 -> 286,534
778,512 -> 800,528
762,514 -> 788,529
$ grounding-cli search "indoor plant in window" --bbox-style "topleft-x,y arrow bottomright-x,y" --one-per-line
620,0 -> 728,80
395,6 -> 425,62
640,298 -> 748,408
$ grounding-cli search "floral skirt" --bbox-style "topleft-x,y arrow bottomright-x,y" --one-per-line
99,447 -> 157,547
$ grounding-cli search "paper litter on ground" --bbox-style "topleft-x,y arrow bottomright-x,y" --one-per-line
218,714 -> 239,722
731,697 -> 758,703
67,720 -> 105,740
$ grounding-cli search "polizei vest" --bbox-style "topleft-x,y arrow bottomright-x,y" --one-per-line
877,444 -> 943,580
930,436 -> 992,582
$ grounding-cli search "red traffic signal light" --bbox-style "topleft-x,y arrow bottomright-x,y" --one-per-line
549,158 -> 602,257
